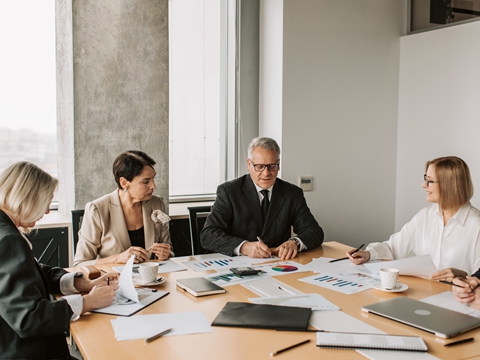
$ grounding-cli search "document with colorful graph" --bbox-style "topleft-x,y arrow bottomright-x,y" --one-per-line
204,269 -> 270,287
250,261 -> 309,276
298,270 -> 380,295
181,253 -> 250,272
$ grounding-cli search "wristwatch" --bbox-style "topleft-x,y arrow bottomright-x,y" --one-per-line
290,237 -> 301,250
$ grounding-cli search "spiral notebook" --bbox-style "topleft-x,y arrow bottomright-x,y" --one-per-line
316,332 -> 428,352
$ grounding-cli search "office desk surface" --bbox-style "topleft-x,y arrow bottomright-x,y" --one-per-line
70,242 -> 480,360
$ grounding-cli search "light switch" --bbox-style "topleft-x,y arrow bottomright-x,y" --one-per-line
298,176 -> 313,191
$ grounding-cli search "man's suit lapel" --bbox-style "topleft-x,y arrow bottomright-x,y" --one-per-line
243,176 -> 264,230
108,190 -> 131,251
261,179 -> 284,236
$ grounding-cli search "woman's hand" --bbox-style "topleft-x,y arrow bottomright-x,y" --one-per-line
347,249 -> 371,264
151,243 -> 171,260
453,276 -> 480,309
116,246 -> 150,264
74,272 -> 119,293
431,267 -> 468,282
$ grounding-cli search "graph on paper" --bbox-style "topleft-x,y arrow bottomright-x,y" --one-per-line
299,271 -> 380,295
181,255 -> 250,272
205,270 -> 269,287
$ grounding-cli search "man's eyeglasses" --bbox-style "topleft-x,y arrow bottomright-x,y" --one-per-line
249,160 -> 280,172
424,174 -> 439,187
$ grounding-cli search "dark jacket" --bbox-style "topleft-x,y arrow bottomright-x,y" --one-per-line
201,175 -> 324,255
0,210 -> 73,359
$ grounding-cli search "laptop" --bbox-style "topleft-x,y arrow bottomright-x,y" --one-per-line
362,297 -> 480,338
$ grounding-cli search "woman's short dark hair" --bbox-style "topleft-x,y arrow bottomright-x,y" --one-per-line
425,156 -> 473,210
112,151 -> 156,189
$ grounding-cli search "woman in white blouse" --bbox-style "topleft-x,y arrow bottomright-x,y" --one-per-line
348,156 -> 480,281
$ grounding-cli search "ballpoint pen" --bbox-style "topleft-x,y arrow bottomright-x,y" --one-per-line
329,244 -> 365,263
257,236 -> 272,258
439,280 -> 462,287
270,339 -> 310,356
144,328 -> 173,344
444,337 -> 474,347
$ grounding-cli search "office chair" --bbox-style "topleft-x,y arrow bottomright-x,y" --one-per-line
187,206 -> 212,255
71,209 -> 85,257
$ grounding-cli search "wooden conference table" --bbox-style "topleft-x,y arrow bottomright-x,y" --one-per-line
70,242 -> 480,360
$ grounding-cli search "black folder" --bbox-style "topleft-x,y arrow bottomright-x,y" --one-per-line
212,302 -> 312,331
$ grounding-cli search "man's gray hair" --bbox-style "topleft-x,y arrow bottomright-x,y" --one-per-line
247,137 -> 281,159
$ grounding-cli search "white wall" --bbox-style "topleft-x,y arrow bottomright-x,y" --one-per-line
260,0 -> 407,247
396,20 -> 480,229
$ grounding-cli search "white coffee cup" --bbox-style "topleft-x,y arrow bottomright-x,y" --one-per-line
138,262 -> 159,284
379,268 -> 399,290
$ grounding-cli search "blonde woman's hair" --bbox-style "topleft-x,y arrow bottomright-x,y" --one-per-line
425,156 -> 473,210
0,162 -> 58,224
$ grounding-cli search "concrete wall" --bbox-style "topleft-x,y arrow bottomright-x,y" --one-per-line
396,20 -> 480,229
260,0 -> 407,247
56,0 -> 169,215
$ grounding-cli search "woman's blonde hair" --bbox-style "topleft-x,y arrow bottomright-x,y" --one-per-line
426,156 -> 473,210
0,162 -> 58,223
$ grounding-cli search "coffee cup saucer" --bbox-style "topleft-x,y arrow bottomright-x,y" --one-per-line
372,281 -> 408,293
133,276 -> 166,287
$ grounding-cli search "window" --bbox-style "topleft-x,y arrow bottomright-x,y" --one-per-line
169,0 -> 237,200
0,1 -> 57,176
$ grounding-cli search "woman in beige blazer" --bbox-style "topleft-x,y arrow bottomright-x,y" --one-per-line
73,151 -> 173,267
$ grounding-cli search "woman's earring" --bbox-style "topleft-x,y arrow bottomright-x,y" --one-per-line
124,188 -> 128,192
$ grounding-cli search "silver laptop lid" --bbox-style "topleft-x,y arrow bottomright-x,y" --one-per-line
362,297 -> 480,338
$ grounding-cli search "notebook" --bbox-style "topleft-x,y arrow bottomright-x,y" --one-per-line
316,332 -> 428,352
212,302 -> 312,331
176,277 -> 226,297
362,297 -> 480,338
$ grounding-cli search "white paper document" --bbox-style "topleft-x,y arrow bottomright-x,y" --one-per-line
298,270 -> 379,295
304,257 -> 373,276
309,310 -> 384,334
181,253 -> 252,272
113,259 -> 187,275
421,291 -> 480,318
249,293 -> 340,311
204,269 -> 271,287
111,311 -> 212,341
242,277 -> 303,297
357,349 -> 440,360
363,255 -> 437,277
248,261 -> 309,276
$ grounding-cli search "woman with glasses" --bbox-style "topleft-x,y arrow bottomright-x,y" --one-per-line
0,162 -> 118,359
348,156 -> 480,281
73,150 -> 173,267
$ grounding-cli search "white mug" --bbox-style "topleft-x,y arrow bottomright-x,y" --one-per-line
379,268 -> 399,290
138,262 -> 159,284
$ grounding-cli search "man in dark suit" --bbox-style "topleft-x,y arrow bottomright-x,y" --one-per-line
201,137 -> 323,260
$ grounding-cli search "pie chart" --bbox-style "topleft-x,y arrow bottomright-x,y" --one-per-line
271,264 -> 298,272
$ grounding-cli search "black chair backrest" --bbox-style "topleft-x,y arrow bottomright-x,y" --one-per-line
187,206 -> 212,255
71,209 -> 85,257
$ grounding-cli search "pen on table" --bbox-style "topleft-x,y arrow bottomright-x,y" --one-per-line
329,244 -> 365,263
107,277 -> 110,286
439,280 -> 463,287
444,337 -> 474,347
278,286 -> 295,295
257,236 -> 272,258
270,339 -> 310,356
144,328 -> 173,344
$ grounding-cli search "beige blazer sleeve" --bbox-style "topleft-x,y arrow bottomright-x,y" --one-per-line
73,190 -> 172,267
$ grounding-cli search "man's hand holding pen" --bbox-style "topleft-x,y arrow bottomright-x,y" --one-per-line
240,237 -> 272,258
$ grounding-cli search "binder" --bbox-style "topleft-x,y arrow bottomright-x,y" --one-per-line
316,332 -> 428,352
212,302 -> 312,331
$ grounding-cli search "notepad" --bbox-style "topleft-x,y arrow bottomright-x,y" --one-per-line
176,277 -> 226,297
316,332 -> 428,352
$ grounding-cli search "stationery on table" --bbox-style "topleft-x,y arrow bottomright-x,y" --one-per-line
204,268 -> 270,287
316,332 -> 428,351
181,253 -> 254,272
270,339 -> 310,356
242,277 -> 302,297
362,297 -> 480,338
304,257 -> 373,277
249,293 -> 340,311
212,302 -> 312,331
309,310 -> 384,334
111,311 -> 212,341
144,327 -> 172,343
356,349 -> 440,360
329,243 -> 365,263
93,255 -> 169,316
363,255 -> 437,277
176,277 -> 226,297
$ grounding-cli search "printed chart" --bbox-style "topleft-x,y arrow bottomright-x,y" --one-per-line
299,271 -> 379,295
205,270 -> 269,287
182,255 -> 249,272
253,261 -> 308,276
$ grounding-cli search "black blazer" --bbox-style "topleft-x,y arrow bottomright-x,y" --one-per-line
201,175 -> 324,255
0,211 -> 73,359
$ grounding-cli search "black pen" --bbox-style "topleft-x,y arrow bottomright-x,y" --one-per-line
107,277 -> 110,286
257,236 -> 272,258
329,244 -> 365,263
439,280 -> 462,287
444,337 -> 474,347
144,328 -> 173,344
270,339 -> 310,356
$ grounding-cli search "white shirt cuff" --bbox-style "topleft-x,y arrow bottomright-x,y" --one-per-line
234,241 -> 247,256
62,295 -> 83,321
